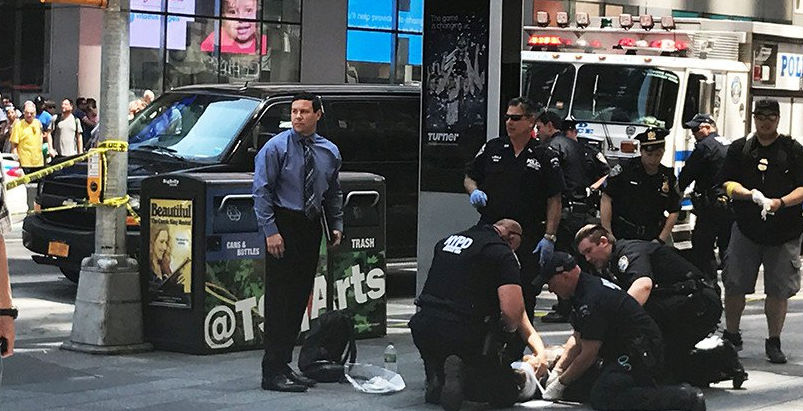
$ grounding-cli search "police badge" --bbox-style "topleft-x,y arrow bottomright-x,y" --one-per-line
618,255 -> 629,272
661,176 -> 669,193
758,158 -> 769,172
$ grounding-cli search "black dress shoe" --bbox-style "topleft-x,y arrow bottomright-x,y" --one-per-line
284,367 -> 317,387
262,374 -> 308,392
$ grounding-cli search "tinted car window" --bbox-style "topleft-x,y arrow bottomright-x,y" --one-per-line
380,98 -> 419,162
323,100 -> 386,162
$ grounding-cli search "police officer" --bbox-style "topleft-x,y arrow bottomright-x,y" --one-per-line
410,219 -> 549,411
679,114 -> 733,279
537,252 -> 706,411
539,115 -> 602,323
464,97 -> 565,323
601,128 -> 681,242
718,99 -> 803,364
574,224 -> 723,384
564,120 -> 610,198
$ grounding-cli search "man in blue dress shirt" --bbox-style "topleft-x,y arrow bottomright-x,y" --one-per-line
253,93 -> 344,392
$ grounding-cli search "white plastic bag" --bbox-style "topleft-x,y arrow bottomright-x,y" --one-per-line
345,363 -> 405,394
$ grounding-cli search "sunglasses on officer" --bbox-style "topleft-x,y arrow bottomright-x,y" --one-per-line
753,113 -> 779,122
504,114 -> 530,122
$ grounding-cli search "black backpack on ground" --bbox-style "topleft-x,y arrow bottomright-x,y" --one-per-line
298,310 -> 357,382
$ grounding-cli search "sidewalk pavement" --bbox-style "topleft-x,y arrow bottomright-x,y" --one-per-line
3,290 -> 803,411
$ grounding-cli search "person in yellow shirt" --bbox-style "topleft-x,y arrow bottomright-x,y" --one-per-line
10,101 -> 44,173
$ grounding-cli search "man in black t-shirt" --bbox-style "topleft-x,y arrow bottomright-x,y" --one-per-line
536,252 -> 705,411
464,97 -> 565,323
718,99 -> 803,364
410,219 -> 549,411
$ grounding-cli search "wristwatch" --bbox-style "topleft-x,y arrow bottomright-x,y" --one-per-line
0,307 -> 18,319
543,233 -> 557,242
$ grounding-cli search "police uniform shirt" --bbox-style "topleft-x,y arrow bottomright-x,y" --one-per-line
603,157 -> 682,238
546,133 -> 590,200
719,135 -> 803,245
466,136 -> 566,237
419,224 -> 521,322
678,132 -> 727,194
602,239 -> 661,289
570,272 -> 663,362
581,140 -> 611,181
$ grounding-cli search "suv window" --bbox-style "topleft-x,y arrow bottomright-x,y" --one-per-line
130,93 -> 260,162
380,98 -> 419,162
323,100 -> 386,162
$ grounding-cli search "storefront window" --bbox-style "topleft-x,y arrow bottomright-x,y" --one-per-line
165,17 -> 220,88
263,0 -> 301,23
346,0 -> 423,84
260,23 -> 301,82
128,0 -> 301,96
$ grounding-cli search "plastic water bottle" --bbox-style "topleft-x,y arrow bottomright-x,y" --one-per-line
384,342 -> 398,372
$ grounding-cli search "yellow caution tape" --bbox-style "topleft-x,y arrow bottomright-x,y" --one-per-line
7,140 -> 139,222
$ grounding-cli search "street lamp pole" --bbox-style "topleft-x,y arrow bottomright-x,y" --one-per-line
62,0 -> 150,354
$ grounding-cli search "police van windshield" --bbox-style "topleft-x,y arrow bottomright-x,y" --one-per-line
522,62 -> 575,119
572,65 -> 679,128
129,93 -> 260,162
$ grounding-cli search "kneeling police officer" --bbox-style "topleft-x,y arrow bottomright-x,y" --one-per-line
410,219 -> 549,411
574,224 -> 723,383
536,252 -> 706,411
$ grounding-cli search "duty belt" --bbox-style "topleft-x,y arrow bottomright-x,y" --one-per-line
617,216 -> 647,237
564,201 -> 591,214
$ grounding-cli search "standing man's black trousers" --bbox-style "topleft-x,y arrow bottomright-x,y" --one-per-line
262,208 -> 322,378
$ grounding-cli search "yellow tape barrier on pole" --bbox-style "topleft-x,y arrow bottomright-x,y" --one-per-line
4,140 -> 140,224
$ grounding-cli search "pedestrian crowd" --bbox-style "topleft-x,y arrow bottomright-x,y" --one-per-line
252,91 -> 801,411
0,89 -> 156,174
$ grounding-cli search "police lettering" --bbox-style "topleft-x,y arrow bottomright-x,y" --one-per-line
442,235 -> 474,254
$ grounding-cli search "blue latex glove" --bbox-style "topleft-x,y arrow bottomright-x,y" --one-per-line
534,237 -> 555,266
469,189 -> 488,208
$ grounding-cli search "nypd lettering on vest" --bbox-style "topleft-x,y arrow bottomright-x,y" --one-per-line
442,235 -> 474,254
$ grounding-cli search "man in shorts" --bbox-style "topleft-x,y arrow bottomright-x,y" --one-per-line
718,99 -> 803,364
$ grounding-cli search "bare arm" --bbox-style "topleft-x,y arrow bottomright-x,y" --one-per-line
627,276 -> 653,306
658,212 -> 678,243
464,175 -> 479,194
590,175 -> 607,191
770,187 -> 803,212
600,193 -> 613,233
498,284 -> 525,331
517,310 -> 548,378
545,194 -> 561,237
0,236 -> 15,357
559,336 -> 601,385
553,334 -> 578,372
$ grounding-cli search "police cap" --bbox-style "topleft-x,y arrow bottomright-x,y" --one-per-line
753,99 -> 780,115
634,127 -> 669,151
536,252 -> 577,286
684,113 -> 715,129
561,119 -> 577,132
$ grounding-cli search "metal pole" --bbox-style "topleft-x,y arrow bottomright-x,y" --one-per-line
63,0 -> 151,354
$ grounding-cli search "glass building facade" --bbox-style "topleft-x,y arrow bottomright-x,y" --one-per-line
129,0 -> 302,97
345,0 -> 423,84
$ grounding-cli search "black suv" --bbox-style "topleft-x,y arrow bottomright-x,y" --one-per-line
23,84 -> 420,281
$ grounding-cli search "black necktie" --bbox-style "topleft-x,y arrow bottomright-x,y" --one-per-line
302,139 -> 317,219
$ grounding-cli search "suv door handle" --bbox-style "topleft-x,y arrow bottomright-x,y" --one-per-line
217,194 -> 254,213
344,190 -> 380,207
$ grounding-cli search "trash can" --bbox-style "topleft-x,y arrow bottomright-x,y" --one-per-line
140,171 -> 386,354
328,172 -> 387,339
141,172 -> 273,354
